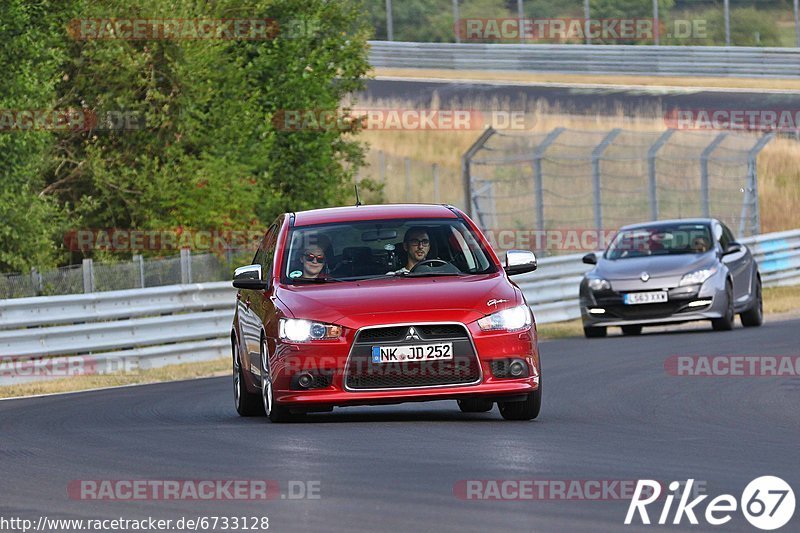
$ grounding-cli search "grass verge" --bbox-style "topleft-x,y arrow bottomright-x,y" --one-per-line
2,286 -> 797,399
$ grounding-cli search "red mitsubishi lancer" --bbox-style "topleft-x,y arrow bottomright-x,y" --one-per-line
231,204 -> 541,422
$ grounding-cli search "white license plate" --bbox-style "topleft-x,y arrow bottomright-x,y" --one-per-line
624,291 -> 668,305
371,343 -> 453,363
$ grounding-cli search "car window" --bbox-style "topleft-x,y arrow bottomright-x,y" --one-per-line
282,218 -> 496,282
606,223 -> 712,259
720,224 -> 735,250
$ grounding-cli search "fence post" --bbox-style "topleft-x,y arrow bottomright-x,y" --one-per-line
180,248 -> 192,284
740,133 -> 774,236
378,150 -> 386,184
461,127 -> 496,218
452,0 -> 460,43
82,258 -> 94,293
433,163 -> 440,203
30,267 -> 42,296
647,129 -> 675,220
133,254 -> 145,288
385,0 -> 393,41
700,133 -> 728,218
404,158 -> 411,202
591,129 -> 622,232
533,127 -> 565,232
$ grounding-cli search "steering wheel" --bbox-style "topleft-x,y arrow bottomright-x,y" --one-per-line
409,259 -> 459,274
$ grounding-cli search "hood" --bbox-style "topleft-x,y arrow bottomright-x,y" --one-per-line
276,273 -> 519,329
595,252 -> 716,280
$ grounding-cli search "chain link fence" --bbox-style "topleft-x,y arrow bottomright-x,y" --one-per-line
0,252 -> 233,300
463,127 -> 773,249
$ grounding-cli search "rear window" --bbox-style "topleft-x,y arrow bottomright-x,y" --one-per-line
282,218 -> 497,282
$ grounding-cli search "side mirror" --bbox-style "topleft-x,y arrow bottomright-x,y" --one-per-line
723,243 -> 743,256
582,253 -> 598,265
233,264 -> 268,290
504,250 -> 537,276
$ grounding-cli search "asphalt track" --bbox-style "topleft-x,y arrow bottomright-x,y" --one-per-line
363,79 -> 800,117
1,318 -> 798,532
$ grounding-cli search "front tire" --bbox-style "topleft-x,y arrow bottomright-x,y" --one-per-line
583,325 -> 607,338
499,385 -> 541,421
711,283 -> 735,331
261,339 -> 295,423
233,338 -> 264,417
457,398 -> 493,413
740,278 -> 763,327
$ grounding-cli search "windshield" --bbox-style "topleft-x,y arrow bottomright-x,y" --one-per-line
606,223 -> 713,260
281,218 -> 497,283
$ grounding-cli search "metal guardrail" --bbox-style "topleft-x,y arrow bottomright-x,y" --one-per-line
0,229 -> 797,385
368,41 -> 800,79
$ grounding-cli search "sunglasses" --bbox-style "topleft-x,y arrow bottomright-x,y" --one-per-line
303,253 -> 325,263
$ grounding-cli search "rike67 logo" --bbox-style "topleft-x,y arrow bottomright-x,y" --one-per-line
626,477 -> 795,530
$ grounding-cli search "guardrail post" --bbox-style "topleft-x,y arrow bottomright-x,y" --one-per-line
133,254 -> 145,288
700,133 -> 728,218
385,0 -> 394,41
647,129 -> 675,220
180,249 -> 192,284
82,258 -> 94,293
591,129 -> 622,233
533,127 -> 565,232
461,127 -> 496,218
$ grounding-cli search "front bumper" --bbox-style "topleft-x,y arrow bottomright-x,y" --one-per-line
580,274 -> 728,327
268,322 -> 539,408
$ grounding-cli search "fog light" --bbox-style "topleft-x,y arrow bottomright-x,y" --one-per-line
589,308 -> 606,314
509,361 -> 526,377
297,373 -> 314,388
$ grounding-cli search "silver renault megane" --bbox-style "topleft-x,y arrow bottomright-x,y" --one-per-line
579,218 -> 763,337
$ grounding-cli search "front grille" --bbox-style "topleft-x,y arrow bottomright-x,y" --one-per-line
604,302 -> 687,320
346,323 -> 480,390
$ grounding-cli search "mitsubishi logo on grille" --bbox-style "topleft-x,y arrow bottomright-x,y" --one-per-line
640,272 -> 650,282
405,327 -> 421,341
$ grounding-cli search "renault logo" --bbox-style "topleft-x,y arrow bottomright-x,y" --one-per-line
640,272 -> 650,282
405,327 -> 421,341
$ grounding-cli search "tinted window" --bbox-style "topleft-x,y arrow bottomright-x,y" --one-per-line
606,223 -> 713,260
282,218 -> 497,282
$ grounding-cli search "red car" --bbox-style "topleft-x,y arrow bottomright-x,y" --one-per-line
231,204 -> 541,422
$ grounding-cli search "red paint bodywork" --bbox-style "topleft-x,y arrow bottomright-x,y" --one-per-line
232,204 -> 540,409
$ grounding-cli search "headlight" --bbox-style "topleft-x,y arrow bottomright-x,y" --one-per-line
279,318 -> 342,342
679,266 -> 718,286
477,304 -> 532,332
587,277 -> 611,291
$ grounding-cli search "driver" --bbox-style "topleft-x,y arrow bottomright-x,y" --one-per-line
388,227 -> 431,275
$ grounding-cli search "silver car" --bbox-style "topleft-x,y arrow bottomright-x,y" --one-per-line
579,218 -> 763,337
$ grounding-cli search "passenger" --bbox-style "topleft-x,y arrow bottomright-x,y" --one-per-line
300,244 -> 327,278
692,236 -> 711,253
